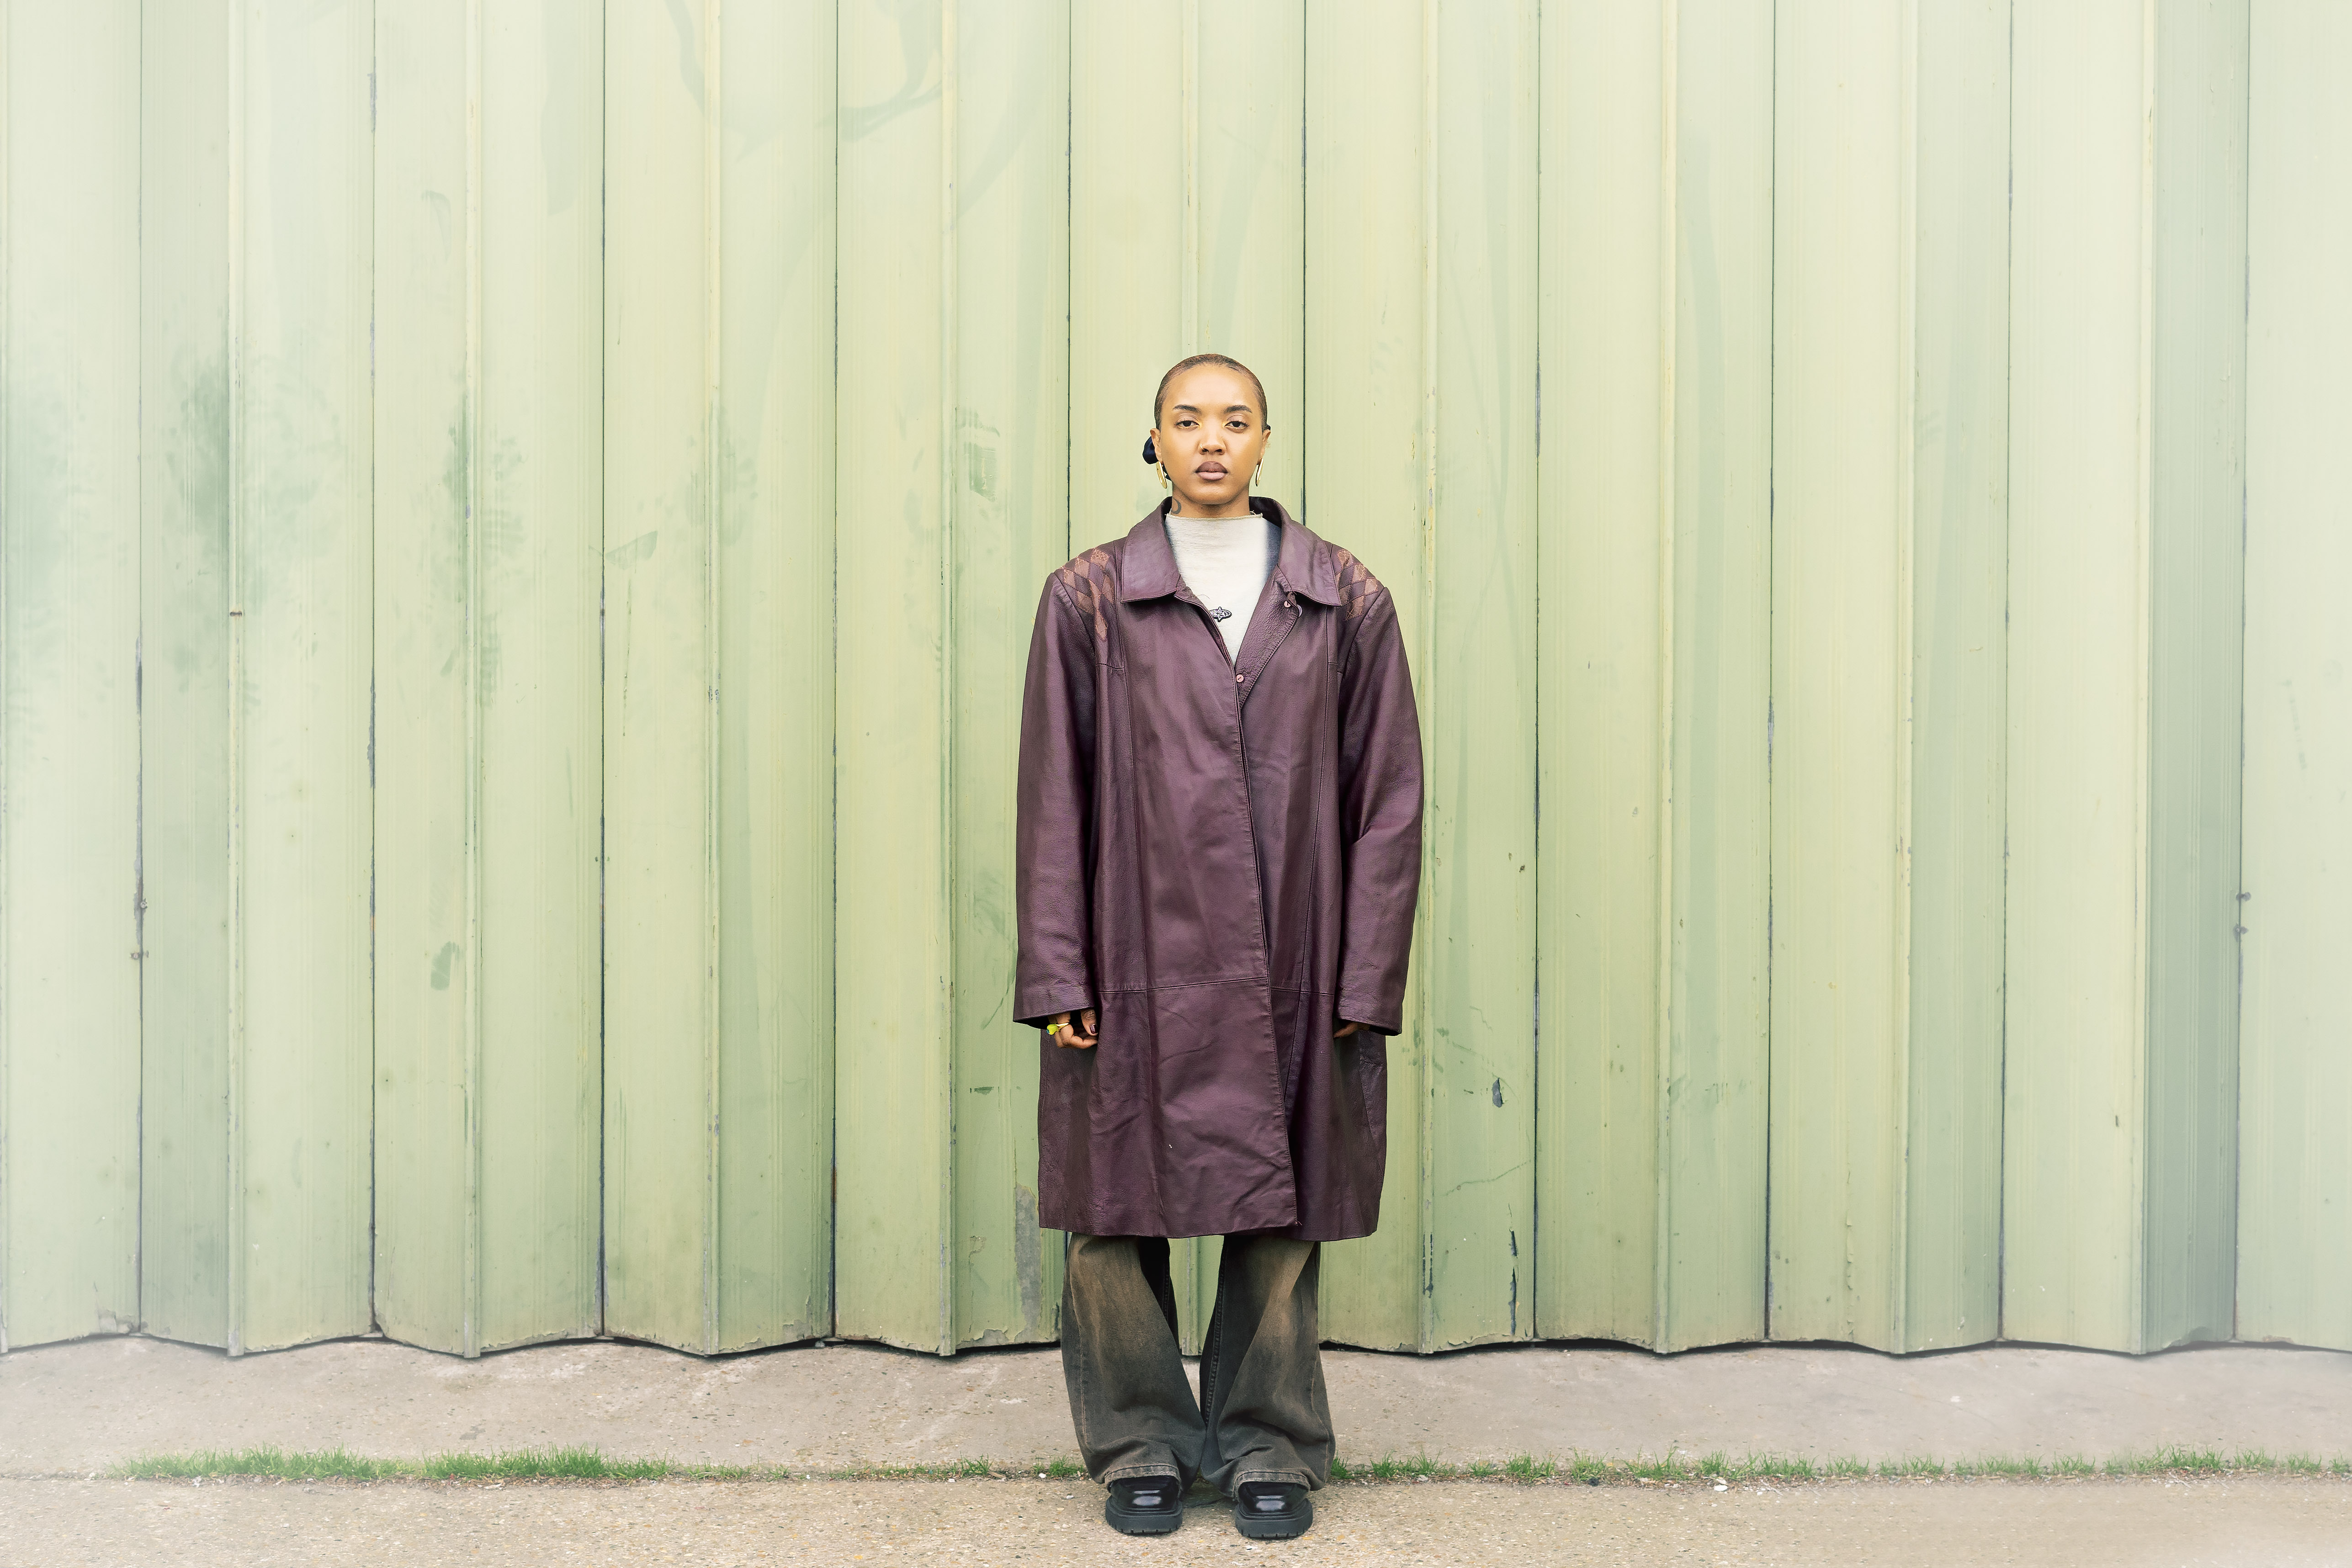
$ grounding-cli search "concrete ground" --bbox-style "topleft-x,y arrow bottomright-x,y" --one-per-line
5,1334 -> 2349,1565
3,1333 -> 2349,1472
3,1473 -> 2348,1566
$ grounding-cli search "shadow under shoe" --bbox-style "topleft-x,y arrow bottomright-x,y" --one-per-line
1234,1481 -> 1312,1540
1104,1476 -> 1183,1536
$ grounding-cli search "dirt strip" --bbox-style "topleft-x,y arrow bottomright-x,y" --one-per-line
4,1474 -> 2348,1568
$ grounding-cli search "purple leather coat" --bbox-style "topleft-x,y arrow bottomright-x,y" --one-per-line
1015,499 -> 1423,1241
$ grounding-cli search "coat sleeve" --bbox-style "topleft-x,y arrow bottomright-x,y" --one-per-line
1333,586 -> 1423,1034
1014,575 -> 1099,1028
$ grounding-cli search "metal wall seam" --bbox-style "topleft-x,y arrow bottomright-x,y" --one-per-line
224,0 -> 247,1357
1651,0 -> 1679,1356
2129,0 -> 2157,1357
462,0 -> 486,1364
0,0 -> 13,1361
1890,0 -> 1918,1351
701,0 -> 724,1362
936,0 -> 958,1359
1416,0 -> 1439,1357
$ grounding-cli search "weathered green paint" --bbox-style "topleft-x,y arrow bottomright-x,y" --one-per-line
136,0 -> 238,1351
2240,0 -> 2350,1353
834,0 -> 958,1353
1306,0 -> 1427,1356
2143,0 -> 2247,1352
0,0 -> 142,1352
1768,0 -> 1914,1350
1900,0 -> 2010,1354
709,0 -> 837,1358
374,0 -> 604,1358
2006,0 -> 2252,1355
230,0 -> 378,1356
1425,0 -> 1540,1352
603,0 -> 835,1356
943,0 -> 1071,1352
2002,0 -> 2156,1354
1767,0 -> 2008,1353
1,0 -> 2347,1361
131,0 -> 376,1356
1537,0 -> 1774,1353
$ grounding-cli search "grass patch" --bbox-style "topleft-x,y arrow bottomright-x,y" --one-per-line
106,1444 -> 2352,1489
112,1447 -> 403,1483
109,1446 -> 667,1484
424,1447 -> 666,1482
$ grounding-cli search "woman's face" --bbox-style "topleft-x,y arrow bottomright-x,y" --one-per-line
1152,364 -> 1271,515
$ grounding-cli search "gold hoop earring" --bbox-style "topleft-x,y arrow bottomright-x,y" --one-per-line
1159,463 -> 1172,493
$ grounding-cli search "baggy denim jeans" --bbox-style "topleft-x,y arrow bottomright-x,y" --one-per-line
1059,1231 -> 1333,1494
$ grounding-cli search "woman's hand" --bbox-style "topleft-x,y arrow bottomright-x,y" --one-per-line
1046,1008 -> 1099,1049
1334,1017 -> 1364,1038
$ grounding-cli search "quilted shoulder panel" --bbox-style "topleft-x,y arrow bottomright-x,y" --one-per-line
1051,546 -> 1118,642
1327,545 -> 1386,620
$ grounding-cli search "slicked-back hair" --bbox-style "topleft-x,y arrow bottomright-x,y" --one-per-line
1152,353 -> 1269,429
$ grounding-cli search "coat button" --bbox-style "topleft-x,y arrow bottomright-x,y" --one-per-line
1236,672 -> 1246,683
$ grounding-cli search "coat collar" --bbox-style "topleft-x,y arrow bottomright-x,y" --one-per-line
1115,498 -> 1347,606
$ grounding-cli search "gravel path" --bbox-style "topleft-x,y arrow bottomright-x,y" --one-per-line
4,1474 -> 2347,1567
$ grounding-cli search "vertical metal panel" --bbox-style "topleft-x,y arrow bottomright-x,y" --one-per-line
603,0 -> 720,1352
605,0 -> 833,1355
946,0 -> 1069,1349
2142,0 -> 2246,1351
1305,0 -> 1426,1354
1069,4 -> 1183,542
232,0 -> 377,1353
2240,0 -> 2351,1352
1767,0 -> 2009,1354
1769,0 -> 1911,1350
711,0 -> 836,1355
1424,0 -> 1539,1350
371,0 -> 474,1357
1542,0 -> 1778,1351
138,0 -> 237,1351
1658,0 -> 1776,1352
835,0 -> 954,1352
1537,0 -> 1671,1346
375,0 -> 604,1356
1902,0 -> 2009,1353
0,0 -> 142,1351
2004,0 -> 2152,1353
135,0 -> 385,1358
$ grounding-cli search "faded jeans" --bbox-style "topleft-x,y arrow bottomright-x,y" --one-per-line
1059,1232 -> 1333,1494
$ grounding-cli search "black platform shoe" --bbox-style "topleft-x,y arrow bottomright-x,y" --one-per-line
1233,1480 -> 1313,1540
1104,1475 -> 1183,1536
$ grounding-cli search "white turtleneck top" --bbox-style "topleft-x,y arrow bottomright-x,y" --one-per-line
1163,507 -> 1280,661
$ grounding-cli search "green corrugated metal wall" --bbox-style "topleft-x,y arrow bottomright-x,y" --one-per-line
0,0 -> 2344,1361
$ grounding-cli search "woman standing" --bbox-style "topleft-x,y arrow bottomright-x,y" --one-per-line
1014,354 -> 1424,1540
